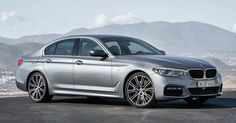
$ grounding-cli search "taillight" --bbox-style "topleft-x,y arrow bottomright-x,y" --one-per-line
17,59 -> 24,66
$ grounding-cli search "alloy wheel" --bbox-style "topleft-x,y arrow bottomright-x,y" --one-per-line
28,74 -> 46,101
126,74 -> 154,107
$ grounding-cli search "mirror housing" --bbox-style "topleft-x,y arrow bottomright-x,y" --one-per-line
159,50 -> 166,55
90,50 -> 108,57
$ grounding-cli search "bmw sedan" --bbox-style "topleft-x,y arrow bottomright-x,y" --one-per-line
16,35 -> 223,108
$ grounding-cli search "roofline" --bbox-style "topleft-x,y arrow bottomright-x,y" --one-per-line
53,34 -> 136,41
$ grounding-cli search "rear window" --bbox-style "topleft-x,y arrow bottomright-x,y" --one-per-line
44,39 -> 76,55
45,43 -> 56,55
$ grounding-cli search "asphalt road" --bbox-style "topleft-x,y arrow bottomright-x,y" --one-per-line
0,91 -> 236,123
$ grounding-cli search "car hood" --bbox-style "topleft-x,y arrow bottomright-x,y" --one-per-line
116,55 -> 215,69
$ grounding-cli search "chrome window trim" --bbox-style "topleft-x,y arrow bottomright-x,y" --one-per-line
42,36 -> 113,58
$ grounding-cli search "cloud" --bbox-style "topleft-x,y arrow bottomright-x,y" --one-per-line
233,24 -> 236,32
0,11 -> 16,22
94,13 -> 144,27
94,14 -> 108,27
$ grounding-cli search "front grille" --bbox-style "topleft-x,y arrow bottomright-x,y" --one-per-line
164,85 -> 183,96
188,87 -> 219,95
189,70 -> 204,78
206,69 -> 217,78
188,68 -> 217,79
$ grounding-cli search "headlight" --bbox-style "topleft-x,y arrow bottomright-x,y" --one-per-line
152,68 -> 186,77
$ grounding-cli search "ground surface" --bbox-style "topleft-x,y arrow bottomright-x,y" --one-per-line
0,91 -> 236,123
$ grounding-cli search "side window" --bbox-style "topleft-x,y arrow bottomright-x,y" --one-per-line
55,39 -> 75,55
44,39 -> 76,55
104,41 -> 121,55
45,43 -> 56,55
128,42 -> 153,55
78,39 -> 103,56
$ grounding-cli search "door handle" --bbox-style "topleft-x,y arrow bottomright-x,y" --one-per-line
45,59 -> 52,63
75,60 -> 83,65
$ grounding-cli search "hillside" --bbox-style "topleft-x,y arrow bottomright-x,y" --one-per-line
0,42 -> 43,71
15,42 -> 44,55
0,43 -> 22,71
15,34 -> 61,44
67,21 -> 236,51
0,21 -> 236,52
0,34 -> 61,44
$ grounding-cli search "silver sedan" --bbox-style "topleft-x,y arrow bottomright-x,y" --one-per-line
16,35 -> 223,108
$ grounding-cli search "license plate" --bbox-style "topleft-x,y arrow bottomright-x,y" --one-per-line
197,80 -> 216,87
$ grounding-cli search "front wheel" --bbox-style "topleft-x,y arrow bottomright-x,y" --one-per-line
184,97 -> 208,104
125,72 -> 156,108
27,72 -> 53,103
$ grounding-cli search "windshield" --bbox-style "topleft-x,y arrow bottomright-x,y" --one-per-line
100,37 -> 162,55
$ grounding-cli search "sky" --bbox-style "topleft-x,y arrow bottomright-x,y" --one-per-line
0,0 -> 236,39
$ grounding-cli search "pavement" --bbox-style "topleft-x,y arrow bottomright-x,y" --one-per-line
0,91 -> 236,123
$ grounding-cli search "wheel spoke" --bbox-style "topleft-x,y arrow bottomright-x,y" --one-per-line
29,83 -> 36,88
32,91 -> 36,98
38,91 -> 42,98
144,92 -> 152,100
36,75 -> 40,82
38,87 -> 43,92
141,95 -> 146,104
36,92 -> 39,99
136,94 -> 141,104
39,81 -> 44,88
134,76 -> 139,86
34,76 -> 38,83
31,78 -> 36,85
129,82 -> 137,89
140,76 -> 144,87
144,87 -> 154,92
143,81 -> 151,89
130,92 -> 139,100
127,89 -> 137,93
38,77 -> 43,83
29,88 -> 35,93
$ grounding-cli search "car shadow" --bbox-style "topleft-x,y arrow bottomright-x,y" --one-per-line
153,97 -> 236,109
49,96 -> 236,109
50,96 -> 131,106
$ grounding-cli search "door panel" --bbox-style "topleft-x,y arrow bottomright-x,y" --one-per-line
73,38 -> 112,92
42,38 -> 76,90
74,57 -> 112,89
43,56 -> 74,90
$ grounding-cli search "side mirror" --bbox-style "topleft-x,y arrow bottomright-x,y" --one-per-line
159,50 -> 166,55
90,50 -> 108,57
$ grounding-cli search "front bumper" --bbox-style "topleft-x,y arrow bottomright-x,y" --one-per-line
150,74 -> 223,100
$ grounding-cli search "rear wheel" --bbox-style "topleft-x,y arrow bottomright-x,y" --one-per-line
27,72 -> 53,102
125,72 -> 156,108
184,97 -> 208,104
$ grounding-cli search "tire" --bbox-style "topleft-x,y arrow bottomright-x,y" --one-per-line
184,97 -> 208,105
27,72 -> 53,103
125,72 -> 156,108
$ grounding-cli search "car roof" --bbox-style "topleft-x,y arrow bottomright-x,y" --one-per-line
58,34 -> 135,40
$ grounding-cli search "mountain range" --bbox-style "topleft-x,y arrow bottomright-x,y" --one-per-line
0,21 -> 236,71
